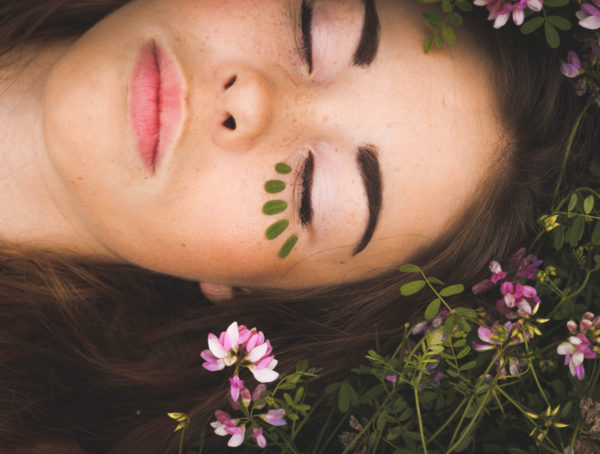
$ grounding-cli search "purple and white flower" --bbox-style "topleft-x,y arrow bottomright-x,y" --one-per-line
474,0 -> 543,29
210,410 -> 246,447
577,0 -> 600,30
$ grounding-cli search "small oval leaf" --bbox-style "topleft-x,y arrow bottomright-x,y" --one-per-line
553,225 -> 565,250
425,298 -> 441,320
275,163 -> 292,174
440,284 -> 464,297
521,16 -> 544,34
265,180 -> 286,193
400,280 -> 426,296
568,193 -> 578,212
399,264 -> 420,273
460,360 -> 477,371
547,15 -> 572,30
569,216 -> 585,246
265,220 -> 289,240
278,235 -> 298,259
442,25 -> 456,46
263,200 -> 288,215
544,22 -> 560,49
584,195 -> 595,214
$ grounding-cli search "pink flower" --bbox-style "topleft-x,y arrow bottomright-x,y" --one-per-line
201,322 -> 241,371
412,310 -> 450,336
557,333 -> 596,380
472,261 -> 507,294
497,282 -> 540,319
474,0 -> 543,28
558,314 -> 600,380
261,408 -> 287,426
561,51 -> 583,78
252,384 -> 267,409
577,0 -> 600,30
210,410 -> 246,447
225,425 -> 246,448
576,312 -> 600,333
201,322 -> 279,383
473,321 -> 527,351
508,248 -> 543,280
251,427 -> 267,448
229,375 -> 245,403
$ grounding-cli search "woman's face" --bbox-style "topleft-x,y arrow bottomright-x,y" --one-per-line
42,0 -> 502,288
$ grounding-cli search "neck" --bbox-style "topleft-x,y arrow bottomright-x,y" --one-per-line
0,39 -> 119,259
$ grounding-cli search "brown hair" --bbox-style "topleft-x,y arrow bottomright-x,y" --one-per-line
0,1 -> 598,453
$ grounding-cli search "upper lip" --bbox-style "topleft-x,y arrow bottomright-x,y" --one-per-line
129,40 -> 186,173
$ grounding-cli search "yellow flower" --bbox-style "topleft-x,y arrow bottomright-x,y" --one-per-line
168,412 -> 191,432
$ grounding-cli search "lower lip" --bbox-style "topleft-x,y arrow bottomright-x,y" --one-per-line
129,41 -> 183,172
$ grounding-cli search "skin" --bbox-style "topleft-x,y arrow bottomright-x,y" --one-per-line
0,0 -> 504,291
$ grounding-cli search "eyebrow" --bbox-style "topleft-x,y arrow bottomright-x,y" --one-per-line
353,0 -> 381,67
353,145 -> 382,256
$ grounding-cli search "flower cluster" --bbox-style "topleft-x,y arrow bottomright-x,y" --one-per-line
201,321 -> 279,385
171,322 -> 287,449
474,0 -> 543,28
473,248 -> 543,319
472,320 -> 529,352
557,312 -> 600,380
210,404 -> 286,448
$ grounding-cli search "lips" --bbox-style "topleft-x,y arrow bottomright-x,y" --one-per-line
129,41 -> 184,172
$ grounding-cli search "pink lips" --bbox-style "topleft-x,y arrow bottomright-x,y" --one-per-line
129,41 -> 183,172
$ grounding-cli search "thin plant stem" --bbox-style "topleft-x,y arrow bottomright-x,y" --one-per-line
413,385 -> 429,454
447,349 -> 503,448
426,399 -> 467,444
178,426 -> 186,454
419,270 -> 454,314
552,100 -> 594,205
340,393 -> 395,454
446,387 -> 492,454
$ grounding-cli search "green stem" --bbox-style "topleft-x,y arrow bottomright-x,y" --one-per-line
555,211 -> 600,220
496,386 -> 538,425
446,388 -> 491,454
528,359 -> 550,408
290,393 -> 325,439
312,409 -> 335,454
425,399 -> 467,444
413,385 -> 429,454
340,392 -> 395,454
548,270 -> 592,319
419,270 -> 454,314
178,426 -> 186,454
552,100 -> 593,205
447,349 -> 504,448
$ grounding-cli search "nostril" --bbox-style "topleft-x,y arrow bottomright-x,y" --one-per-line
222,115 -> 236,130
224,75 -> 237,89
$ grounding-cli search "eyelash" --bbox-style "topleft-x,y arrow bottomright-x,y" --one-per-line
298,152 -> 313,226
300,0 -> 314,73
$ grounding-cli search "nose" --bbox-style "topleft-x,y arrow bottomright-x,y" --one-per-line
212,63 -> 274,152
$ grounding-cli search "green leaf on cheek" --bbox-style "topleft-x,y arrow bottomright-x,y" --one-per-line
265,180 -> 286,193
275,163 -> 292,174
266,220 -> 289,240
263,200 -> 288,215
278,235 -> 298,259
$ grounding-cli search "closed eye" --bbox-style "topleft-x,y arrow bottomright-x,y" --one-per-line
299,152 -> 314,225
300,0 -> 313,73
